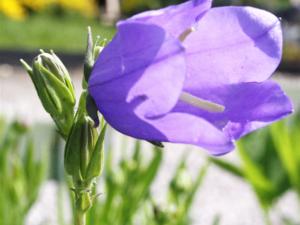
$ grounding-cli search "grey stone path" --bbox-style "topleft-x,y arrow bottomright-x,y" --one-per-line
1,64 -> 300,225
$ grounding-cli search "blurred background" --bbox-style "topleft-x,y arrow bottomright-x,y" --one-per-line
0,0 -> 300,225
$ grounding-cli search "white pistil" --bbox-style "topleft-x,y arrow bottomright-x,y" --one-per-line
179,92 -> 225,113
178,27 -> 196,42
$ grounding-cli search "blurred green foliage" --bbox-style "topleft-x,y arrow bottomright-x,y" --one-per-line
0,118 -> 54,225
0,111 -> 299,225
85,141 -> 208,225
0,112 -> 299,225
0,13 -> 114,53
210,113 -> 300,224
0,119 -> 209,225
270,114 -> 300,195
0,111 -> 300,225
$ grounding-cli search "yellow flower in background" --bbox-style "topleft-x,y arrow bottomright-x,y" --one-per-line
58,0 -> 98,17
0,0 -> 99,20
21,0 -> 55,11
0,0 -> 26,20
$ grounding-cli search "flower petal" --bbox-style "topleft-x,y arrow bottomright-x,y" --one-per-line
183,6 -> 282,89
91,97 -> 234,155
147,113 -> 235,155
89,22 -> 186,119
173,80 -> 293,139
118,0 -> 212,38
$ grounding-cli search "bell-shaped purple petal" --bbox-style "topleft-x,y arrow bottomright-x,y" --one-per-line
146,113 -> 235,155
173,80 -> 293,140
89,3 -> 292,156
89,95 -> 235,155
183,6 -> 282,90
118,0 -> 212,38
89,22 -> 186,119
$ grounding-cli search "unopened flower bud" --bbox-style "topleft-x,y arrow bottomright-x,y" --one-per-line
64,91 -> 106,182
93,45 -> 104,60
20,51 -> 75,138
83,27 -> 107,86
39,51 -> 71,83
64,92 -> 97,181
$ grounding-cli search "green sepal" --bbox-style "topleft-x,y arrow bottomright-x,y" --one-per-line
49,51 -> 76,100
148,141 -> 164,148
76,191 -> 92,213
25,60 -> 58,117
64,117 -> 84,181
33,62 -> 75,137
20,59 -> 33,76
64,93 -> 86,180
37,62 -> 75,110
85,123 -> 107,181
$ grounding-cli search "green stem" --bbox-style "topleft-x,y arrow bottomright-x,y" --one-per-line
263,209 -> 272,225
75,208 -> 86,225
73,182 -> 92,225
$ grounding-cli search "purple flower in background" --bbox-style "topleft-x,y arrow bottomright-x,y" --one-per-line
88,0 -> 293,155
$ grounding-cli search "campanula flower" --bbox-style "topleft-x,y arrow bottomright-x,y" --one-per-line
88,0 -> 293,155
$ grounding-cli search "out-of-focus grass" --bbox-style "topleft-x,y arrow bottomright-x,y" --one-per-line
0,14 -> 115,53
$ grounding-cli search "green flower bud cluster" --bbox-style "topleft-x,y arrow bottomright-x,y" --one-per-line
64,91 -> 106,214
20,28 -> 108,225
21,50 -> 76,138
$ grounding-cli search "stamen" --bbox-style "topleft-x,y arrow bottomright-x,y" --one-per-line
179,92 -> 225,113
178,27 -> 196,42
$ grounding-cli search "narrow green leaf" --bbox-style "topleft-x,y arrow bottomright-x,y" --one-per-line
238,141 -> 275,208
182,162 -> 208,214
270,121 -> 300,191
212,215 -> 222,225
209,158 -> 244,178
85,124 -> 107,180
39,64 -> 75,108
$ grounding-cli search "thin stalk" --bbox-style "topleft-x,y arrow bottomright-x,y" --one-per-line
75,208 -> 86,225
262,209 -> 272,225
72,181 -> 93,225
57,183 -> 66,225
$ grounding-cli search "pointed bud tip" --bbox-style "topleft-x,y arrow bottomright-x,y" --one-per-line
20,59 -> 33,74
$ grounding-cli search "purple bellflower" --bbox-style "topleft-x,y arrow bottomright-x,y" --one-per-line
88,0 -> 293,155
